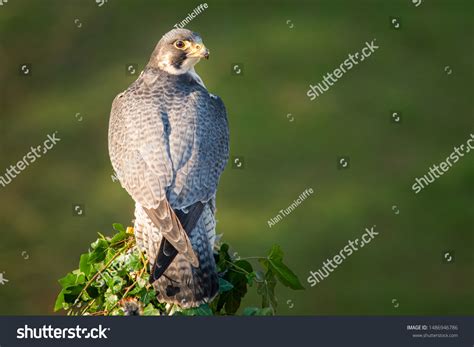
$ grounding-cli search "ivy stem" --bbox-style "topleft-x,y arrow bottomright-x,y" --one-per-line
223,259 -> 251,275
166,303 -> 175,315
81,298 -> 96,315
107,258 -> 149,315
74,239 -> 134,306
236,256 -> 264,260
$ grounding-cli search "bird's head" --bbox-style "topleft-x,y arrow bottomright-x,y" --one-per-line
148,28 -> 209,75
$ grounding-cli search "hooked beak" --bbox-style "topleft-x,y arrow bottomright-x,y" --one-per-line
188,43 -> 210,60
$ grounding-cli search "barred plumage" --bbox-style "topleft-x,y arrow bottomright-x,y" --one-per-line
108,29 -> 229,308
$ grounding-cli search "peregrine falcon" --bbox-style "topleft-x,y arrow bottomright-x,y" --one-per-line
108,29 -> 229,308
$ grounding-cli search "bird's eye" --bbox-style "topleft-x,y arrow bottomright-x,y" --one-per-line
174,40 -> 185,49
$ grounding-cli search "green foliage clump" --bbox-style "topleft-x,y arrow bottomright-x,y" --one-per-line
55,224 -> 304,316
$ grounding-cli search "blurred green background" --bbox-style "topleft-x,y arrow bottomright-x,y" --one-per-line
0,0 -> 472,315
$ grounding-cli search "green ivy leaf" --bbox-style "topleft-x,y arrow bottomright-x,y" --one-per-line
234,260 -> 253,273
179,304 -> 213,316
242,307 -> 274,316
63,284 -> 85,305
221,244 -> 229,253
267,245 -> 304,290
268,245 -> 284,263
104,291 -> 118,310
217,243 -> 231,272
110,276 -> 125,294
246,271 -> 257,286
218,278 -> 234,293
268,259 -> 304,290
258,307 -> 274,316
104,248 -> 117,264
257,268 -> 277,310
79,253 -> 92,278
242,307 -> 259,316
85,285 -> 100,299
143,303 -> 160,316
112,223 -> 126,233
56,223 -> 302,317
128,285 -> 143,296
88,239 -> 109,264
58,272 -> 86,289
54,289 -> 66,311
110,230 -> 128,244
125,253 -> 141,272
140,289 -> 156,305
218,260 -> 253,314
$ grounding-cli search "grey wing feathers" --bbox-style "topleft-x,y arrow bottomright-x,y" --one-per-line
109,89 -> 173,205
108,72 -> 229,273
169,90 -> 229,208
108,82 -> 198,265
